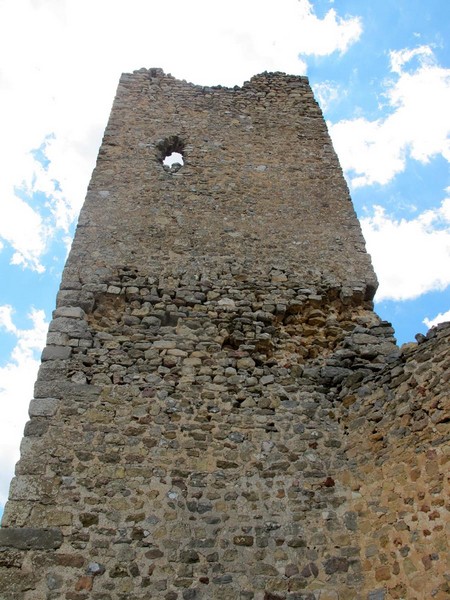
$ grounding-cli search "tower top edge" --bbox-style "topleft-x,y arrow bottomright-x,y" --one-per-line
119,67 -> 310,91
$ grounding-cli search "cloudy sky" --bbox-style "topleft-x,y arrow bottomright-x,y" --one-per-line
0,0 -> 449,515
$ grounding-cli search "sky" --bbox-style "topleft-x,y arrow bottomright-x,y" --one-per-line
0,0 -> 449,516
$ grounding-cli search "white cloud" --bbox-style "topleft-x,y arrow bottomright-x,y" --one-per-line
423,309 -> 450,329
329,45 -> 450,187
361,198 -> 450,301
0,189 -> 49,273
390,45 -> 434,75
0,0 -> 363,274
0,306 -> 17,334
312,81 -> 345,111
0,306 -> 48,508
0,134 -> 80,272
295,0 -> 362,56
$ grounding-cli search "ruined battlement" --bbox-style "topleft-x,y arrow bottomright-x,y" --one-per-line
0,70 -> 447,600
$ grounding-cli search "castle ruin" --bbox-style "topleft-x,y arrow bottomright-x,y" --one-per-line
0,69 -> 448,600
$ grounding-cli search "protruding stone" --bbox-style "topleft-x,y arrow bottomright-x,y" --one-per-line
41,345 -> 72,361
53,306 -> 86,319
28,397 -> 58,417
0,528 -> 62,549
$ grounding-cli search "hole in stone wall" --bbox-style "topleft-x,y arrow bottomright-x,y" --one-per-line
156,135 -> 185,171
163,151 -> 184,168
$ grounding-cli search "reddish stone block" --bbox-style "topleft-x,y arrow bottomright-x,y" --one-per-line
75,576 -> 93,591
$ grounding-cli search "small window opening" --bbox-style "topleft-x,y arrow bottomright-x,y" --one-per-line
163,151 -> 184,168
156,135 -> 185,172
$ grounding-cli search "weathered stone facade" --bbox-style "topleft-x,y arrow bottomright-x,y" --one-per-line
0,69 -> 448,600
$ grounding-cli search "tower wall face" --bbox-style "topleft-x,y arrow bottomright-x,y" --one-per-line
0,70 -> 448,600
63,69 -> 377,296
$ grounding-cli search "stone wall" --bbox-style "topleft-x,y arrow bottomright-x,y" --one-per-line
62,68 -> 377,295
0,70 -> 448,600
343,322 -> 450,599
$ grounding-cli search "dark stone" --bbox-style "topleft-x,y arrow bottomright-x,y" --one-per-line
145,549 -> 164,559
0,528 -> 62,550
287,537 -> 306,548
323,556 -> 349,574
80,513 -> 99,527
212,574 -> 232,584
216,460 -> 238,469
57,554 -> 85,568
180,549 -> 199,563
415,333 -> 426,344
321,366 -> 352,381
300,562 -> 318,578
367,590 -> 386,600
206,552 -> 218,562
286,576 -> 307,591
24,419 -> 49,437
322,477 -> 335,488
233,535 -> 254,546
285,563 -> 299,578
109,564 -> 129,578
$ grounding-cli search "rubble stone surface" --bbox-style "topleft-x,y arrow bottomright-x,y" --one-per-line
0,69 -> 448,600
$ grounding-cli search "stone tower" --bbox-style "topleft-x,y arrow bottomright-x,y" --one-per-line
1,70 -> 448,600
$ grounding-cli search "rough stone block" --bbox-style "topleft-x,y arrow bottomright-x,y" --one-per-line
29,397 -> 58,417
46,331 -> 70,346
0,528 -> 62,549
23,419 -> 49,437
53,306 -> 86,319
34,381 -> 100,401
41,345 -> 72,361
0,567 -> 37,593
48,317 -> 88,335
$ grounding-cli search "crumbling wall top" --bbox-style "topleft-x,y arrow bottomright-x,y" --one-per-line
65,67 -> 377,298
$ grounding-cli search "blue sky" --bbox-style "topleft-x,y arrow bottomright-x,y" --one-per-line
0,0 -> 449,516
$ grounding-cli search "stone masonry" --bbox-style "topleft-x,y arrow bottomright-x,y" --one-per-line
0,69 -> 448,600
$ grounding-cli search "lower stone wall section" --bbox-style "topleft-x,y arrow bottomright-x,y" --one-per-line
0,267 -> 448,599
343,322 -> 450,599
